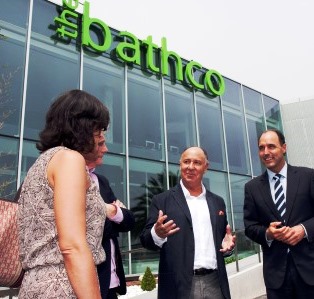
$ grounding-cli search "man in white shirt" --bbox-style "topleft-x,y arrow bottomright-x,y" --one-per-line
140,146 -> 235,299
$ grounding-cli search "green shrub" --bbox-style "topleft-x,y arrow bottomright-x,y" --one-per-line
140,266 -> 156,291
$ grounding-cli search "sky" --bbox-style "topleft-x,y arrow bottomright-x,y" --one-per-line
74,0 -> 314,104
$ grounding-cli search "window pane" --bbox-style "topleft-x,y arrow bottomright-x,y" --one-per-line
83,54 -> 124,154
0,26 -> 25,136
0,136 -> 19,200
247,118 -> 265,176
206,170 -> 232,226
222,80 -> 250,175
243,86 -> 263,114
94,154 -> 125,204
21,140 -> 39,180
223,110 -> 250,175
165,81 -> 196,163
0,0 -> 29,28
24,2 -> 80,140
222,78 -> 242,107
129,158 -> 165,274
128,69 -> 163,161
243,86 -> 266,176
263,95 -> 283,130
230,174 -> 259,262
196,93 -> 226,171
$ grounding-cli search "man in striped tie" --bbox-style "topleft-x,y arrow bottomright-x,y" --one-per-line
243,129 -> 314,299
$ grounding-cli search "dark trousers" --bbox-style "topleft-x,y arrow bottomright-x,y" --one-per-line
106,288 -> 118,299
267,254 -> 314,299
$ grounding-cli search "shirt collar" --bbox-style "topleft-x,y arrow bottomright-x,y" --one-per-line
266,162 -> 287,179
180,179 -> 206,198
88,167 -> 95,174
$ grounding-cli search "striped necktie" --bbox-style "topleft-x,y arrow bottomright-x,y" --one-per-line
273,173 -> 286,221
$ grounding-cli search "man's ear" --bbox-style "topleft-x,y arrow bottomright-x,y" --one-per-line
282,143 -> 287,156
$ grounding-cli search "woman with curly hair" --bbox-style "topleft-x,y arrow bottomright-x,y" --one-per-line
18,89 -> 114,298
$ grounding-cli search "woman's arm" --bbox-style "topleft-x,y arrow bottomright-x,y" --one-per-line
48,149 -> 101,299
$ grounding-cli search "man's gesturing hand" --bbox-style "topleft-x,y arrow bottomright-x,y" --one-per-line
154,210 -> 180,239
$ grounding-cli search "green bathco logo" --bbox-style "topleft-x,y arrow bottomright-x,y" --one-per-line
54,0 -> 225,96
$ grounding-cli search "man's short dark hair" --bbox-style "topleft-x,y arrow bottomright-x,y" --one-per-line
258,129 -> 286,145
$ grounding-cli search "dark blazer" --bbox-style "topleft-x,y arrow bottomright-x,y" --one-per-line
96,174 -> 135,299
140,184 -> 231,299
243,165 -> 314,289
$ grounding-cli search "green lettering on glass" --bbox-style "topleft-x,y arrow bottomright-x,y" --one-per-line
82,1 -> 112,52
142,36 -> 160,73
54,9 -> 78,39
62,0 -> 79,10
185,61 -> 204,89
116,32 -> 140,64
54,0 -> 225,96
204,70 -> 225,96
161,37 -> 183,81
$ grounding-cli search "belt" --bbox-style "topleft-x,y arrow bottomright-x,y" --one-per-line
192,268 -> 216,276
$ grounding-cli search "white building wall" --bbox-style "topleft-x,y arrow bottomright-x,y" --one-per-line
281,98 -> 314,168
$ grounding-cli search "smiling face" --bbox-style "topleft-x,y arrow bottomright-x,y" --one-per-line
85,129 -> 108,169
180,147 -> 208,193
258,131 -> 286,173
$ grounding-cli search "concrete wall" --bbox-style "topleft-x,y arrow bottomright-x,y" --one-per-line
228,263 -> 265,299
281,98 -> 314,168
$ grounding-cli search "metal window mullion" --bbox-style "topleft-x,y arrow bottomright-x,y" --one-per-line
241,84 -> 254,177
17,0 -> 34,188
161,76 -> 169,190
79,44 -> 83,89
123,62 -> 132,274
261,94 -> 267,129
193,89 -> 200,147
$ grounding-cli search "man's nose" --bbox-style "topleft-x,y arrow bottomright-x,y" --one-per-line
264,147 -> 269,154
187,162 -> 194,169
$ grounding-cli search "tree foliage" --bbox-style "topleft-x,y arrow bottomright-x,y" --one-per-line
140,266 -> 156,291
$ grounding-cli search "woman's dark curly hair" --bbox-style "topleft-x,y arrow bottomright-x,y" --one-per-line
36,89 -> 110,154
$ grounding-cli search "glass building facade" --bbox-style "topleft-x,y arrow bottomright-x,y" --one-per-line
0,0 -> 283,275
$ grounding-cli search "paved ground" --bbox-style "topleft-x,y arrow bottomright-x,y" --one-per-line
130,288 -> 158,299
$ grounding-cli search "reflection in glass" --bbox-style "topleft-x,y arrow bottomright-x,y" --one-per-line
129,159 -> 165,272
263,95 -> 283,130
222,78 -> 242,107
83,54 -> 124,154
243,86 -> 266,176
222,81 -> 250,175
164,81 -> 196,163
93,154 -> 130,273
21,140 -> 39,181
205,170 -> 231,226
0,22 -> 26,136
242,86 -> 263,115
0,0 -> 29,28
24,39 -> 79,140
128,69 -> 164,161
247,119 -> 265,175
196,93 -> 226,171
0,137 -> 19,199
224,111 -> 250,175
229,174 -> 257,260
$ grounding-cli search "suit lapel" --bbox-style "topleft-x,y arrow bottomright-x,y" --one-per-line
172,185 -> 192,225
206,191 -> 218,246
285,165 -> 299,223
259,171 -> 281,219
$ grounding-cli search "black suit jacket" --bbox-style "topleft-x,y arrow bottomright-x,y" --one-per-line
96,174 -> 135,299
140,184 -> 231,299
243,165 -> 314,289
